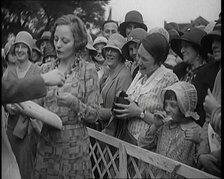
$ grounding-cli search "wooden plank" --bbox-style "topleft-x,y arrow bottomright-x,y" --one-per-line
87,128 -> 219,179
118,143 -> 127,178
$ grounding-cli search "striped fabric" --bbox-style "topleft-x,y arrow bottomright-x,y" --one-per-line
126,65 -> 179,140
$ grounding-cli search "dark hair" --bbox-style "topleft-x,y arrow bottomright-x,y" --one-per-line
52,14 -> 88,52
102,20 -> 118,31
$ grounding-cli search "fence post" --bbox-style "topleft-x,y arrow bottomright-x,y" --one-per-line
118,143 -> 127,178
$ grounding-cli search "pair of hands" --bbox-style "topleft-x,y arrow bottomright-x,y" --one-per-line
41,69 -> 66,87
113,97 -> 141,119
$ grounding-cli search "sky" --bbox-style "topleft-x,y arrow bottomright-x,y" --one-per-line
104,0 -> 221,29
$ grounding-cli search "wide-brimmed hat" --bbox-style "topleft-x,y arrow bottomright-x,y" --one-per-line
122,28 -> 148,61
119,10 -> 148,37
102,33 -> 126,58
93,36 -> 108,47
161,81 -> 199,120
13,31 -> 33,56
43,43 -> 56,59
170,27 -> 207,59
36,31 -> 52,48
201,23 -> 221,54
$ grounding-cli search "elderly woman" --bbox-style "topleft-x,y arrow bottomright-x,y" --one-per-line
113,33 -> 179,146
98,33 -> 132,135
32,14 -> 100,178
172,27 -> 220,126
3,31 -> 43,179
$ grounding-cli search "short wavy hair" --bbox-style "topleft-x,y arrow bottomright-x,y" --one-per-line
52,14 -> 88,52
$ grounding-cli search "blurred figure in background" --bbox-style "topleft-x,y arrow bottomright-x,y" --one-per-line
122,28 -> 148,79
31,39 -> 42,66
119,10 -> 148,38
102,20 -> 119,40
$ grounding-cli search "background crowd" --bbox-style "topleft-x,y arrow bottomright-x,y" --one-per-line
1,7 -> 221,179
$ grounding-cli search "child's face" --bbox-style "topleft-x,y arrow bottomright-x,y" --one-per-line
164,98 -> 183,123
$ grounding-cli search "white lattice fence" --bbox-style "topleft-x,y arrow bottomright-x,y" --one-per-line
87,127 -> 219,179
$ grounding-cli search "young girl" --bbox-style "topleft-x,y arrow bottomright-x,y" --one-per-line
138,81 -> 201,178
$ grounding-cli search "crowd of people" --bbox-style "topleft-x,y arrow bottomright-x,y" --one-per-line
1,9 -> 221,179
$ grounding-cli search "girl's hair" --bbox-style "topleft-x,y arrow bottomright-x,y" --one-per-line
52,14 -> 88,52
163,90 -> 177,109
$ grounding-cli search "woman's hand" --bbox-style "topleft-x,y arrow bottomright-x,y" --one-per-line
113,97 -> 141,119
184,128 -> 201,144
56,92 -> 78,107
203,89 -> 219,115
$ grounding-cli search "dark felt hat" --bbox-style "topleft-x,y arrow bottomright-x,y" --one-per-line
36,31 -> 52,48
122,28 -> 148,61
141,33 -> 169,64
170,27 -> 207,59
119,10 -> 148,37
201,23 -> 221,54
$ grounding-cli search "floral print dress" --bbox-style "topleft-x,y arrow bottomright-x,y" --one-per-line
32,57 -> 99,179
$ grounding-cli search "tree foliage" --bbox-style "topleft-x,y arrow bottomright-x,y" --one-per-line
1,0 -> 110,47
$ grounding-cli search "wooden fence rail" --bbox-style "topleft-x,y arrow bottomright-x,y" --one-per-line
87,127 -> 219,179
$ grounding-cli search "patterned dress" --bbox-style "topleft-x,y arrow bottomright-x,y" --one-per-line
32,57 -> 100,178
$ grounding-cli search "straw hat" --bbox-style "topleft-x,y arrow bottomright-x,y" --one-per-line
122,28 -> 148,61
102,33 -> 126,58
119,10 -> 148,37
162,81 -> 199,120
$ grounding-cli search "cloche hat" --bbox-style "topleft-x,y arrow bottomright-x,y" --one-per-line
141,33 -> 169,64
102,33 -> 126,58
119,10 -> 148,37
13,31 -> 33,56
122,28 -> 148,61
93,36 -> 108,47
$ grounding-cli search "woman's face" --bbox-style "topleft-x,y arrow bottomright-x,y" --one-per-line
181,41 -> 198,65
125,22 -> 141,37
164,97 -> 183,123
212,37 -> 221,61
104,48 -> 121,69
94,43 -> 106,63
128,41 -> 138,62
137,44 -> 159,77
103,22 -> 118,40
54,25 -> 75,60
14,43 -> 29,62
